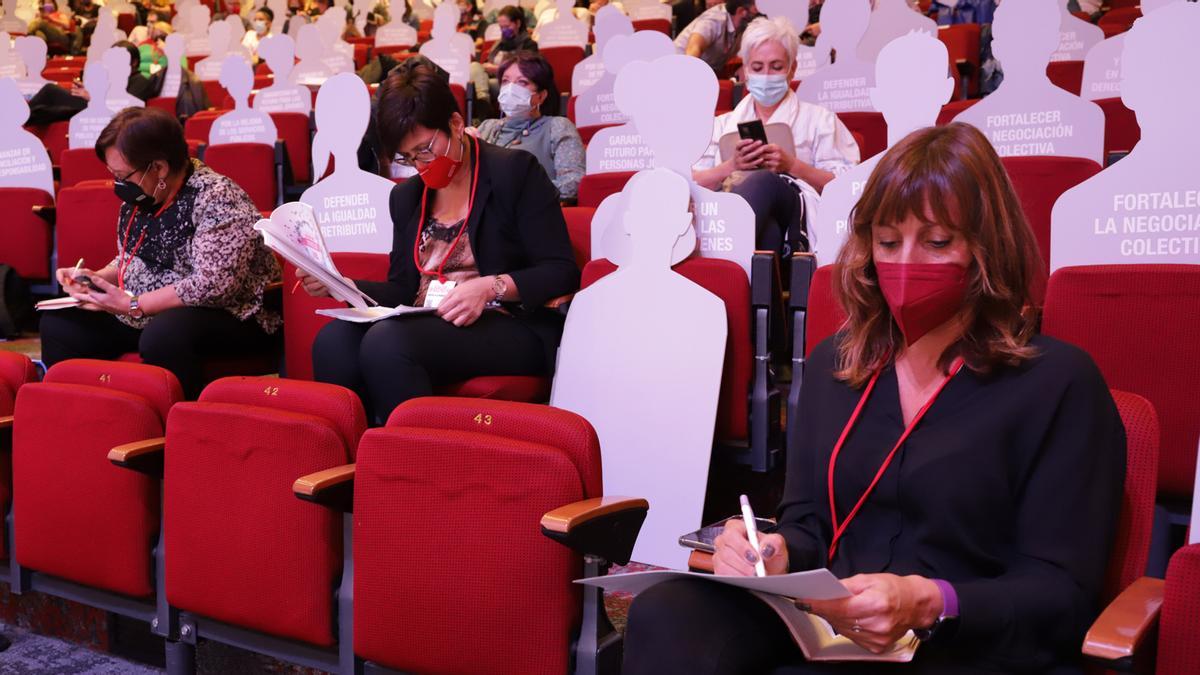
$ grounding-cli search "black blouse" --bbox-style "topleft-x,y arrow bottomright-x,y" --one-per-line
779,335 -> 1125,673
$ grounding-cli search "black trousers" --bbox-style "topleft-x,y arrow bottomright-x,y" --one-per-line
312,312 -> 547,425
40,306 -> 278,399
623,579 -> 1010,675
730,171 -> 808,253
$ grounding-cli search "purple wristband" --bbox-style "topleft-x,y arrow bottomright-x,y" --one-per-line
932,579 -> 958,619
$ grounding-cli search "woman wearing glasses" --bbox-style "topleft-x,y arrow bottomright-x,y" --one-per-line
299,69 -> 579,425
40,107 -> 281,399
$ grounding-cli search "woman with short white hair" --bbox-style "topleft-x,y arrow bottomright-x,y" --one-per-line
693,16 -> 859,252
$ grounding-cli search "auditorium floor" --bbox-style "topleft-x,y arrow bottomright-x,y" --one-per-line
0,620 -> 161,674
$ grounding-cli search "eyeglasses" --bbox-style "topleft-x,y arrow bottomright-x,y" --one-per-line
393,132 -> 441,168
109,165 -> 146,183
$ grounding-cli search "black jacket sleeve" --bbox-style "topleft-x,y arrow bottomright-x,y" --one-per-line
501,152 -> 580,311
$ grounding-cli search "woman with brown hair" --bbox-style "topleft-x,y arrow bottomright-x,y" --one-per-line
621,123 -> 1126,674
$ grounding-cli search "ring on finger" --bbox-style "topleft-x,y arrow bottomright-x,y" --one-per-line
851,622 -> 863,633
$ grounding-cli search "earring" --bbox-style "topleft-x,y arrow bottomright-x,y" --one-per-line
156,178 -> 167,191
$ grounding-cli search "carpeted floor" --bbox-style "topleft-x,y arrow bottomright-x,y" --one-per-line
0,621 -> 162,674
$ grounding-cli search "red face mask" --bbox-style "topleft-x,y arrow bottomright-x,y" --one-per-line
418,132 -> 464,189
875,262 -> 969,346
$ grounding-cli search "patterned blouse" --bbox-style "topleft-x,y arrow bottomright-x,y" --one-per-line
108,159 -> 282,331
412,215 -> 479,307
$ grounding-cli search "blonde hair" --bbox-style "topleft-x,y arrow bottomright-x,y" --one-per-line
738,16 -> 799,69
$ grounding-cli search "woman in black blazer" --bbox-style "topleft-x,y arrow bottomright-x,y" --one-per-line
300,69 -> 579,424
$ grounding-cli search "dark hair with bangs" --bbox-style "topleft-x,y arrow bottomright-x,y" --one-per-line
376,69 -> 460,158
832,122 -> 1043,387
95,106 -> 190,174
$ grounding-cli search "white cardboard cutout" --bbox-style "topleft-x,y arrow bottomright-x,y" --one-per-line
812,32 -> 952,265
102,46 -> 145,111
268,0 -> 289,36
953,0 -> 1103,164
627,1 -> 671,21
1052,0 -> 1104,63
794,0 -> 877,113
575,30 -> 673,128
536,0 -> 589,48
856,0 -> 937,64
758,0 -> 826,81
13,35 -> 49,96
418,2 -> 473,86
352,0 -> 371,35
292,23 -> 334,86
161,33 -> 185,100
287,14 -> 307,38
375,8 -> 419,47
0,33 -> 22,79
195,20 -> 234,81
300,72 -> 394,253
254,34 -> 313,114
410,0 -> 436,21
1081,0 -> 1179,101
483,21 -> 501,43
572,5 -> 632,98
210,55 -> 278,146
0,78 -> 53,194
316,9 -> 355,75
87,9 -> 119,61
1050,2 -> 1200,271
172,0 -> 196,34
1,0 -> 26,34
225,14 -> 254,63
551,168 -> 727,570
69,62 -> 117,149
185,6 -> 213,57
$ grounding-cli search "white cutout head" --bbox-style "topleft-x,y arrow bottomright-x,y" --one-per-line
0,76 -> 31,128
14,35 -> 47,74
187,4 -> 211,36
312,72 -> 369,178
603,30 -> 675,76
224,13 -> 247,46
207,17 -> 233,56
164,31 -> 185,61
218,54 -> 254,108
101,45 -> 133,84
81,61 -> 110,106
757,0 -> 808,29
870,31 -> 952,144
316,8 -> 346,45
993,0 -> 1060,78
593,4 -> 632,53
431,0 -> 458,40
616,54 -> 716,176
856,0 -> 937,64
816,0 -> 871,56
88,9 -> 118,58
295,23 -> 325,61
1122,1 -> 1198,138
621,168 -> 694,265
258,33 -> 295,80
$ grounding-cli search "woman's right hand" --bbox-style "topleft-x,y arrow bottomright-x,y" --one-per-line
713,518 -> 789,577
56,266 -> 83,290
734,139 -> 767,171
295,267 -> 330,297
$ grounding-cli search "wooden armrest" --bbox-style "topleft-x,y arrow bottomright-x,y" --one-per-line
1082,576 -> 1165,669
264,280 -> 284,293
688,550 -> 714,573
0,415 -> 12,431
108,437 -> 166,477
293,463 -> 355,513
541,496 -> 648,565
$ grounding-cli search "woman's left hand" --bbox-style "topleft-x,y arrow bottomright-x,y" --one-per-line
437,276 -> 494,327
759,144 -> 797,175
68,274 -> 132,315
800,574 -> 942,654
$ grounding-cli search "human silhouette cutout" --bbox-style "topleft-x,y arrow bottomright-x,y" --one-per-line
292,23 -> 334,85
195,19 -> 233,80
583,31 -> 674,173
225,14 -> 252,62
254,34 -> 312,114
812,31 -> 952,265
160,32 -> 185,99
211,55 -> 278,146
0,35 -> 21,80
536,0 -> 588,48
185,5 -> 212,57
13,36 -> 50,97
576,30 -> 673,128
573,5 -> 632,96
1081,0 -> 1180,100
1051,2 -> 1200,270
551,167 -> 727,569
268,0 -> 288,35
1,0 -> 25,33
375,0 -> 418,48
795,0 -> 877,112
299,72 -> 395,253
0,78 -> 54,195
316,9 -> 354,73
1053,0 -> 1103,62
69,62 -> 116,149
954,0 -> 1103,164
87,10 -> 118,61
857,0 -> 937,64
418,1 -> 473,85
101,46 -> 144,112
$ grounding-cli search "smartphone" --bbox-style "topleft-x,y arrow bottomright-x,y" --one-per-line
737,119 -> 769,145
73,275 -> 104,292
678,516 -> 777,553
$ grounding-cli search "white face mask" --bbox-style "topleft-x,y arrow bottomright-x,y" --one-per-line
746,73 -> 790,107
498,82 -> 535,118
253,19 -> 269,34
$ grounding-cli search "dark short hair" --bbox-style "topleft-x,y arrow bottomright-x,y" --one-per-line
257,6 -> 274,20
115,40 -> 140,70
497,5 -> 525,32
95,107 -> 190,174
376,70 -> 460,158
725,0 -> 755,15
498,51 -> 560,116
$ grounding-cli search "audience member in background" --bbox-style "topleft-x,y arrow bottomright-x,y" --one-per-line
675,0 -> 760,76
27,1 -> 74,54
485,5 -> 538,76
71,0 -> 98,21
307,0 -> 331,17
115,41 -> 156,101
624,122 -> 1125,674
301,70 -> 579,425
476,52 -> 584,201
134,22 -> 170,78
242,6 -> 274,58
41,108 -> 281,399
457,0 -> 485,38
931,0 -> 995,25
693,17 -> 858,252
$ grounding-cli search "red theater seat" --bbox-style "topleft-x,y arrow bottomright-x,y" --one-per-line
200,80 -> 230,111
1047,60 -> 1084,96
203,142 -> 280,211
1098,7 -> 1141,36
1158,544 -> 1200,673
541,45 -> 585,96
183,109 -> 223,145
1095,96 -> 1141,162
938,23 -> 981,98
803,263 -> 845,356
562,206 -> 594,269
937,97 -> 979,126
37,120 -> 70,167
1000,156 -> 1102,280
632,18 -> 672,35
0,188 -> 54,281
147,96 -> 177,115
271,111 -> 312,184
55,180 -> 122,272
576,123 -> 618,146
0,352 -> 37,561
577,171 -> 634,208
60,147 -> 111,188
837,111 -> 887,160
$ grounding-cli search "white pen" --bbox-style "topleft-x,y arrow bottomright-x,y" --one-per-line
740,494 -> 766,577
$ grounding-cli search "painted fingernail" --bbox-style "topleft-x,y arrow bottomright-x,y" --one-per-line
744,549 -> 758,563
761,544 -> 775,558
797,602 -> 812,612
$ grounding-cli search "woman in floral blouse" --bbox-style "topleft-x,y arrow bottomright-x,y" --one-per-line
40,107 -> 281,398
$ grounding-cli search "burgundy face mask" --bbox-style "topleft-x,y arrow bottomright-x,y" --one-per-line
875,262 -> 969,345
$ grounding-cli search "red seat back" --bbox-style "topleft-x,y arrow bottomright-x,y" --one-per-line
147,96 -> 177,115
937,98 -> 978,125
271,111 -> 312,184
1042,265 -> 1200,500
577,171 -> 634,208
13,360 -> 181,597
1159,544 -> 1200,673
183,109 -> 223,144
0,352 -> 36,558
562,206 -> 594,270
60,147 -> 111,188
937,23 -> 981,97
164,377 -> 365,646
1097,7 -> 1141,35
717,78 -> 734,114
39,120 -> 70,167
1047,60 -> 1085,96
1095,96 -> 1141,161
204,142 -> 278,212
582,257 -> 751,442
805,264 -> 846,356
354,398 -> 600,674
449,83 -> 467,117
836,111 -> 887,160
283,252 -> 390,381
1000,156 -> 1102,279
540,45 -> 585,96
0,187 -> 55,280
55,181 -> 121,273
576,123 -> 618,146
632,18 -> 671,35
200,80 -> 230,111
1102,390 -> 1159,605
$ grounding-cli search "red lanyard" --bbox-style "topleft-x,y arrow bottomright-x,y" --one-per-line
117,198 -> 173,291
826,358 -> 964,562
412,135 -> 481,284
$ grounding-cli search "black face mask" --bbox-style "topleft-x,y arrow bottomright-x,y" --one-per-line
113,167 -> 161,210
